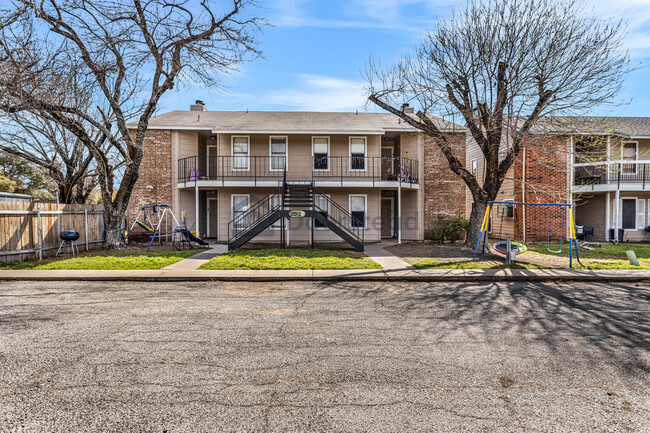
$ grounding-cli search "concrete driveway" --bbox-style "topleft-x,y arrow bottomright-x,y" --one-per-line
0,280 -> 648,432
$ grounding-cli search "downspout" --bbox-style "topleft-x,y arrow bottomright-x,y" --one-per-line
522,146 -> 526,243
569,136 -> 574,241
195,180 -> 199,237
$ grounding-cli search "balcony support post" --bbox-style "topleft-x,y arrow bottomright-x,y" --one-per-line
195,181 -> 200,239
397,183 -> 402,245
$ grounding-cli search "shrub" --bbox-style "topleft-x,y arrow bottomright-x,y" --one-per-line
431,215 -> 469,244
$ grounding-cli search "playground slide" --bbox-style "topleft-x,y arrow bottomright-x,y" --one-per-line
178,228 -> 209,246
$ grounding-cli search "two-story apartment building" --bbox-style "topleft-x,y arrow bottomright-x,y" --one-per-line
128,102 -> 466,250
465,117 -> 650,243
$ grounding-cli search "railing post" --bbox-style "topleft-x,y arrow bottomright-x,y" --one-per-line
643,164 -> 646,189
340,157 -> 343,187
221,156 -> 224,186
254,157 -> 257,187
372,157 -> 375,186
617,162 -> 621,189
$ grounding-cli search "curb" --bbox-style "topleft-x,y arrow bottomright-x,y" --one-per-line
2,270 -> 650,283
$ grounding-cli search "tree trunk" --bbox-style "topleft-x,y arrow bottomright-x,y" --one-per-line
465,197 -> 488,248
103,206 -> 125,249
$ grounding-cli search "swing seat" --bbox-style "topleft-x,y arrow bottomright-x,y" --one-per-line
490,241 -> 527,256
135,220 -> 154,232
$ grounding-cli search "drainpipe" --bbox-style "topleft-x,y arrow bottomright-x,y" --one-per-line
522,146 -> 526,243
397,183 -> 402,244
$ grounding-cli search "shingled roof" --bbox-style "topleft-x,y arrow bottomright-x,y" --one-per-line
129,110 -> 465,134
532,116 -> 650,137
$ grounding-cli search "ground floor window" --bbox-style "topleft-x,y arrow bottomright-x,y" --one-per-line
349,195 -> 366,229
314,194 -> 330,229
269,194 -> 282,229
232,194 -> 250,229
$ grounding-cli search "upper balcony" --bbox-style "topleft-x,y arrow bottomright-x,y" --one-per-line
573,160 -> 650,191
177,155 -> 419,188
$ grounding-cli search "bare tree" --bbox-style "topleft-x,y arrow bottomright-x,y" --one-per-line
0,109 -> 106,204
365,0 -> 630,246
0,0 -> 261,247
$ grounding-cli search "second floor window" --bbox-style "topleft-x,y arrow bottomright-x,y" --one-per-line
621,142 -> 637,174
270,137 -> 287,171
232,136 -> 249,170
350,137 -> 366,170
313,137 -> 329,171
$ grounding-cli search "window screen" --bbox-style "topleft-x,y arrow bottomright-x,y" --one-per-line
313,138 -> 329,170
232,195 -> 250,229
271,138 -> 286,170
350,138 -> 366,170
314,194 -> 329,228
232,137 -> 249,170
350,195 -> 366,228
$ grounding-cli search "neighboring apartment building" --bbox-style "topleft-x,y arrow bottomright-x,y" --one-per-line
127,102 -> 466,250
466,117 -> 650,243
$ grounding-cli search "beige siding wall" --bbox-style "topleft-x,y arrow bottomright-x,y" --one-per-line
574,194 -> 607,242
178,131 -> 199,159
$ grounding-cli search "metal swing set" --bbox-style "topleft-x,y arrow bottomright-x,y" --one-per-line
128,204 -> 195,252
472,201 -> 581,268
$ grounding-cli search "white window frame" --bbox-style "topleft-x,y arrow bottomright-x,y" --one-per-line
620,197 -> 637,231
471,159 -> 477,176
621,141 -> 638,174
349,136 -> 367,172
269,136 -> 288,172
231,135 -> 250,171
231,194 -> 250,229
313,194 -> 331,230
349,194 -> 367,230
312,136 -> 330,172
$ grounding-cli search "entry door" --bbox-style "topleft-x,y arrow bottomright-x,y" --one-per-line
622,199 -> 636,230
381,198 -> 394,237
207,196 -> 218,239
381,145 -> 394,180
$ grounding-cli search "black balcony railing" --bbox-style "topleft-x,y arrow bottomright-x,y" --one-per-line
310,156 -> 418,185
178,155 -> 419,185
574,162 -> 650,188
178,156 -> 286,184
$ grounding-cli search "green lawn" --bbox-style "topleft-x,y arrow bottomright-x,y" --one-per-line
0,249 -> 202,270
521,242 -> 650,269
199,248 -> 381,270
407,258 -> 547,270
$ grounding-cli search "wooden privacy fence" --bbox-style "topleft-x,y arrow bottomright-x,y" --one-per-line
0,202 -> 105,262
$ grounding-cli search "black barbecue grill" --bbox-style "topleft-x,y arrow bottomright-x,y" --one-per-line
57,230 -> 80,256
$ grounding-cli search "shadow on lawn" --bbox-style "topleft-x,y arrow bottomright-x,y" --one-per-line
317,279 -> 650,376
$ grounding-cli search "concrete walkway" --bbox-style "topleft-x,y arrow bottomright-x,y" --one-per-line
162,245 -> 228,270
363,243 -> 413,271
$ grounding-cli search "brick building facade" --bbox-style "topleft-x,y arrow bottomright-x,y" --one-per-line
423,133 -> 467,239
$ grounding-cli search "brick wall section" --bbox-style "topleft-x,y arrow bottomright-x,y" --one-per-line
423,132 -> 467,239
515,136 -> 569,242
127,129 -> 173,234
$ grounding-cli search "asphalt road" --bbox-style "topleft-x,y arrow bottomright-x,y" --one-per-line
0,280 -> 648,432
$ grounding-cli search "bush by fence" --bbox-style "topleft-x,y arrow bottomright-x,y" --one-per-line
0,202 -> 105,262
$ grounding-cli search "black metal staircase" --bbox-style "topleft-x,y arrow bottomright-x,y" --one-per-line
227,181 -> 364,251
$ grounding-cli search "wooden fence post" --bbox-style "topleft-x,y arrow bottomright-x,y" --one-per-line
37,208 -> 43,261
84,208 -> 89,251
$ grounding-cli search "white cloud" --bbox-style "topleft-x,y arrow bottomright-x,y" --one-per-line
264,74 -> 367,111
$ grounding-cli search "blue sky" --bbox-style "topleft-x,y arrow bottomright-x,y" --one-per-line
161,0 -> 650,117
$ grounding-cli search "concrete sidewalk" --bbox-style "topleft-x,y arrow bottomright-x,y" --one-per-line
2,267 -> 650,282
162,245 -> 228,270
